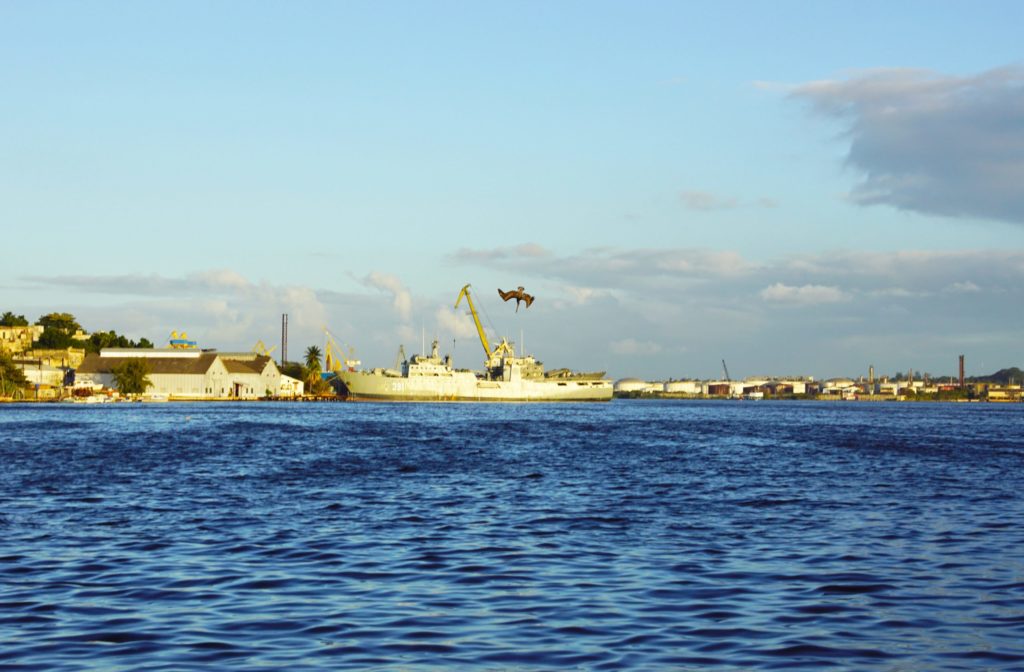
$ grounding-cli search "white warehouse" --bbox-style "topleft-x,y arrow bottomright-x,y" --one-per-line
75,349 -> 302,399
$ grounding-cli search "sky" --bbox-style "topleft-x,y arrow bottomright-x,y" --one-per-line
2,1 -> 1023,380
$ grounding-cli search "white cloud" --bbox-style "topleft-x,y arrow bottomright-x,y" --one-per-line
944,281 -> 981,294
679,189 -> 737,211
564,285 -> 600,304
791,65 -> 1024,224
610,338 -> 663,355
19,270 -> 331,355
868,287 -> 922,299
760,283 -> 850,304
362,271 -> 412,322
194,269 -> 250,290
435,305 -> 478,339
281,286 -> 328,330
448,243 -> 551,263
653,249 -> 752,277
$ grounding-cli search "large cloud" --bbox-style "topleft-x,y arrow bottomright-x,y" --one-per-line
791,66 -> 1024,224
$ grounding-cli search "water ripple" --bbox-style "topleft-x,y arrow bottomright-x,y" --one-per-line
1,400 -> 1023,669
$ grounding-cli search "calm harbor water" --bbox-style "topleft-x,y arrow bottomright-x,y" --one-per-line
1,400 -> 1022,670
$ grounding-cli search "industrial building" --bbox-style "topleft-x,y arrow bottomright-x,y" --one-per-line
75,348 -> 302,400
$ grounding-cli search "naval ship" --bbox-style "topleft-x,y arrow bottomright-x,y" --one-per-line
334,285 -> 613,402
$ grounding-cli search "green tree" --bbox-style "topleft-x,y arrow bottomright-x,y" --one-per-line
112,359 -> 152,396
83,330 -> 154,353
304,345 -> 323,371
1,311 -> 29,327
279,361 -> 304,380
37,312 -> 82,333
86,330 -> 128,353
304,345 -> 324,394
35,312 -> 85,350
0,352 -> 28,396
309,377 -> 333,396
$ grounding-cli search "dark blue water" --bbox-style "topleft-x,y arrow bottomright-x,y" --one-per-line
1,400 -> 1023,670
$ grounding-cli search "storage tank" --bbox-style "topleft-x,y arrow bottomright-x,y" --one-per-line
614,378 -> 649,393
663,380 -> 700,394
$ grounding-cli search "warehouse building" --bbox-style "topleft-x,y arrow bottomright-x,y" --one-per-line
75,348 -> 302,399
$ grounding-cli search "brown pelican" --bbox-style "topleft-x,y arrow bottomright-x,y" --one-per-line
497,286 -> 535,312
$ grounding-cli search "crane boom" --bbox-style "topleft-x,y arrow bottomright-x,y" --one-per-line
722,359 -> 731,381
455,284 -> 492,359
323,326 -> 359,372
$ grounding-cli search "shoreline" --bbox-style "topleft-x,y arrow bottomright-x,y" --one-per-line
3,395 -> 1021,405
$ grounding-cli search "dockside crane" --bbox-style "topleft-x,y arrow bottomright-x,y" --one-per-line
722,359 -> 731,382
323,326 -> 359,372
455,284 -> 515,366
251,339 -> 277,358
456,284 -> 495,360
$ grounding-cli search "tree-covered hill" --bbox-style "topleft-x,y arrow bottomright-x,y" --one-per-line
970,367 -> 1024,385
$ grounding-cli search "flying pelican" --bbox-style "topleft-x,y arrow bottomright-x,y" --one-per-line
497,286 -> 535,312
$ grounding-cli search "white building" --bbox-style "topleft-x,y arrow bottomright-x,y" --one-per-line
15,361 -> 66,387
779,380 -> 808,395
75,348 -> 303,399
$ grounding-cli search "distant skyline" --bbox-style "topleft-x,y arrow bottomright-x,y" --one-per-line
2,2 -> 1023,379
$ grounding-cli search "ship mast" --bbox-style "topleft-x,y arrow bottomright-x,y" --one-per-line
455,284 -> 492,359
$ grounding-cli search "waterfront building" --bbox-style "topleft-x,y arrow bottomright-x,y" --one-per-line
0,325 -> 44,355
75,348 -> 303,399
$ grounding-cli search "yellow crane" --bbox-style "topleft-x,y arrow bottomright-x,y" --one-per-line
251,339 -> 277,357
455,284 -> 514,364
323,326 -> 359,372
455,284 -> 493,359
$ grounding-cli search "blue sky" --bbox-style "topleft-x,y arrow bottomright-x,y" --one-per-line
3,2 -> 1023,379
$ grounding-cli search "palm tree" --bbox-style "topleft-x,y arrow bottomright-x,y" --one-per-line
304,345 -> 323,393
304,345 -> 323,372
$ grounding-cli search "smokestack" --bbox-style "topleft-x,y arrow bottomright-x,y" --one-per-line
281,313 -> 289,365
959,354 -> 965,388
869,365 -> 874,386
